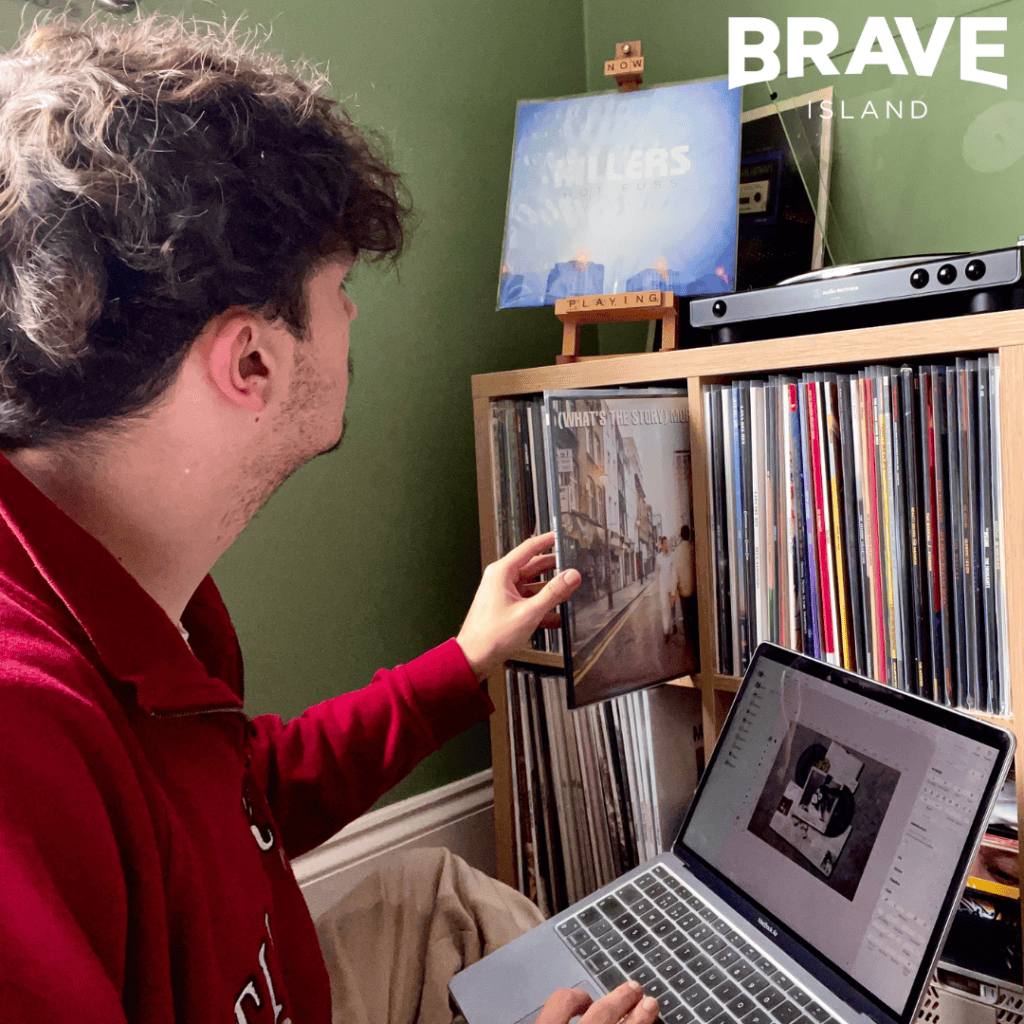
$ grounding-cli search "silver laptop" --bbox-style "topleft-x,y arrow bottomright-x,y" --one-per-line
450,643 -> 1014,1024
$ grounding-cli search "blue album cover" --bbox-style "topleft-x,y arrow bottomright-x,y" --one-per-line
497,78 -> 742,310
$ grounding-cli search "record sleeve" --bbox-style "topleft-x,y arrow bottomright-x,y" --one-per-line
546,388 -> 699,706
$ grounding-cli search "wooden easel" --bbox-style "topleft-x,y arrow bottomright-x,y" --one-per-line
556,41 -> 680,364
555,290 -> 679,364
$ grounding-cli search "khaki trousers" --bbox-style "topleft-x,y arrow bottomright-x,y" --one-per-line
315,847 -> 546,1024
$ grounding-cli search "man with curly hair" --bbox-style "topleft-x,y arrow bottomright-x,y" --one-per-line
0,14 -> 661,1024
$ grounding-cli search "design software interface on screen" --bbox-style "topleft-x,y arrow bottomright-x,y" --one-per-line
683,658 -> 998,1015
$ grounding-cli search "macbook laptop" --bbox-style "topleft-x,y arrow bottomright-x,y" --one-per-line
450,643 -> 1014,1024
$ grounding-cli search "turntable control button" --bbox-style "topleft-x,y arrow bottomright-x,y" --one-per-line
712,300 -> 728,318
965,259 -> 987,281
937,264 -> 957,285
910,268 -> 929,289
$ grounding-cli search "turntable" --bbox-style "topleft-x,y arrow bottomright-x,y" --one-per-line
690,244 -> 1024,344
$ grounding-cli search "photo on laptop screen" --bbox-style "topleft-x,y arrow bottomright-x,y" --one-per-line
497,77 -> 742,309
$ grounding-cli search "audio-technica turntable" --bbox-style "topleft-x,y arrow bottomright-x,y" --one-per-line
690,244 -> 1024,344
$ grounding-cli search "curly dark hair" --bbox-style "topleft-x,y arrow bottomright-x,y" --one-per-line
0,14 -> 409,449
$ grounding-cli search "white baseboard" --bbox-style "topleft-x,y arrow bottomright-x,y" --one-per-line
293,769 -> 496,921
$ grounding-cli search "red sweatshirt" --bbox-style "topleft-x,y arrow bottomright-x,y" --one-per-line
0,452 -> 494,1023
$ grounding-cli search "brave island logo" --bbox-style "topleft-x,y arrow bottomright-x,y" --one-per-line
729,16 -> 1008,119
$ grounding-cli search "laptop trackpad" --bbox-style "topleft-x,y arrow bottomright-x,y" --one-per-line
513,979 -> 604,1024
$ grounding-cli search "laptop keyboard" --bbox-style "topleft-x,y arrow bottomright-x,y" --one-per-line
555,865 -> 840,1024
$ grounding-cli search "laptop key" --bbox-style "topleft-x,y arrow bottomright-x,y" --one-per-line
740,975 -> 768,995
652,920 -> 675,938
645,979 -> 669,1000
648,947 -> 669,967
694,996 -> 724,1021
755,958 -> 775,974
772,1001 -> 801,1023
635,935 -> 657,954
577,939 -> 599,958
688,955 -> 714,976
789,991 -> 810,1007
701,936 -> 726,955
744,1011 -> 772,1024
756,988 -> 784,1011
565,929 -> 590,948
712,919 -> 731,934
681,983 -> 709,1006
658,960 -> 683,980
728,994 -> 756,1017
663,932 -> 687,952
805,1005 -> 830,1024
634,899 -> 654,915
610,942 -> 632,962
557,919 -> 583,936
586,952 -> 612,973
578,907 -> 603,928
597,966 -> 627,991
616,884 -> 644,906
770,972 -> 793,991
675,942 -> 700,962
667,966 -> 700,991
667,905 -> 688,921
615,913 -> 638,930
621,953 -> 643,973
698,906 -> 717,922
642,909 -> 666,928
714,949 -> 740,968
599,897 -> 627,919
679,912 -> 700,931
599,931 -> 622,950
669,970 -> 697,993
657,892 -> 681,910
690,924 -> 714,943
625,924 -> 647,942
631,965 -> 656,986
637,874 -> 660,893
727,961 -> 753,980
589,919 -> 613,938
700,967 -> 727,989
658,993 -> 682,1015
663,1008 -> 695,1024
646,882 -> 669,898
739,943 -> 760,959
713,980 -> 741,1004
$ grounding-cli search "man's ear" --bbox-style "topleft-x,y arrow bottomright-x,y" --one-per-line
197,311 -> 289,413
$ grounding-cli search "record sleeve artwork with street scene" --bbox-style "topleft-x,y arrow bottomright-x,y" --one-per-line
546,389 -> 699,706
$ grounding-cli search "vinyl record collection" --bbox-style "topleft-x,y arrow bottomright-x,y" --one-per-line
489,398 -> 561,653
704,355 -> 1010,715
506,669 -> 704,916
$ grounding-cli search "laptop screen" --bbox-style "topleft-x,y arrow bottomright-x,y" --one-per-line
678,645 -> 1013,1024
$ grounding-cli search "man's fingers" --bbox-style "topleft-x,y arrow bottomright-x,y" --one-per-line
502,531 -> 555,568
534,987 -> 593,1024
518,553 -> 558,581
580,981 -> 646,1024
620,995 -> 659,1024
525,568 -> 581,618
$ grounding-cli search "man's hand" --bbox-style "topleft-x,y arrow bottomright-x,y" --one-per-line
534,980 -> 659,1024
456,532 -> 581,680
